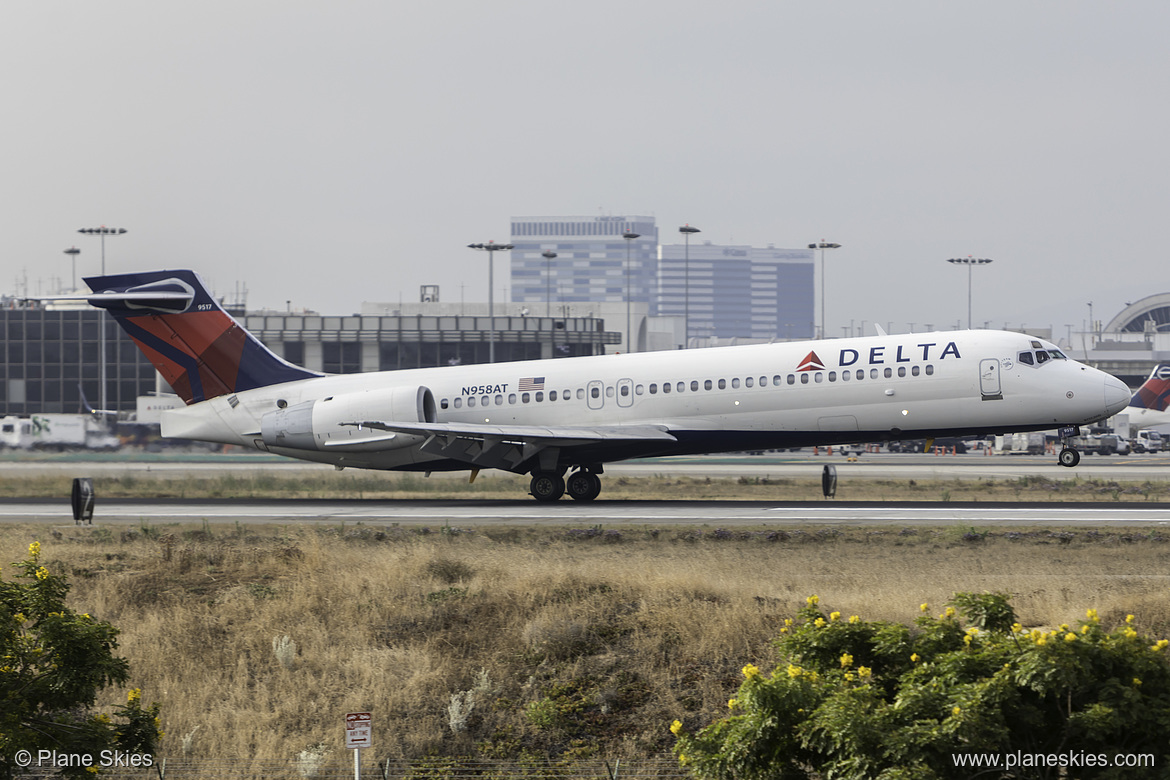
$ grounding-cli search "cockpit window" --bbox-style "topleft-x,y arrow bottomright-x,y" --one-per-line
1018,351 -> 1034,366
1035,350 -> 1050,364
1049,350 -> 1067,360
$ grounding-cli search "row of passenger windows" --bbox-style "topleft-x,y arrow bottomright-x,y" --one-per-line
438,365 -> 937,410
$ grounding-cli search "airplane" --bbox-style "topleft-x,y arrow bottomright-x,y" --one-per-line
1125,363 -> 1170,430
76,269 -> 1131,501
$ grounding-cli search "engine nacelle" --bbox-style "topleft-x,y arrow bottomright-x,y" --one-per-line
260,385 -> 436,452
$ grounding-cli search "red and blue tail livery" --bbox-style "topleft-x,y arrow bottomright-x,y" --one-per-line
1131,364 -> 1170,413
84,270 -> 319,405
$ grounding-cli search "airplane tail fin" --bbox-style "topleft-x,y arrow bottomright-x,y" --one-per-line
85,269 -> 320,405
1130,364 -> 1170,412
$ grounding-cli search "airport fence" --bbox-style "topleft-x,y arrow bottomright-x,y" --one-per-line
16,756 -> 690,780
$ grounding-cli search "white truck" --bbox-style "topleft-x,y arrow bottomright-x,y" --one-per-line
0,414 -> 119,450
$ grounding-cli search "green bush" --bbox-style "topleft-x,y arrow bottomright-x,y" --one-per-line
1,542 -> 161,779
672,593 -> 1170,779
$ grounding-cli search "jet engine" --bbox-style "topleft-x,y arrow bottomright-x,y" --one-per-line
260,385 -> 436,452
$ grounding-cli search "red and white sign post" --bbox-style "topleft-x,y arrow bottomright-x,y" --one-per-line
345,712 -> 372,780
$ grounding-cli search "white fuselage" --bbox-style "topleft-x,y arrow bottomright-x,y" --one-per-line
162,329 -> 1130,472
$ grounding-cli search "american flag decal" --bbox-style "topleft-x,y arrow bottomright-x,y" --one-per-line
519,376 -> 545,391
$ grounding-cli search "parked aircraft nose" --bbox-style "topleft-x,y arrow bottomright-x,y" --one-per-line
1105,374 -> 1131,416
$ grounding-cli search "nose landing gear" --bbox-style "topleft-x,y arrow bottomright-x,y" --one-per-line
1057,425 -> 1081,468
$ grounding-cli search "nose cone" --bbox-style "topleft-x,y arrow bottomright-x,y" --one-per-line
1105,374 -> 1132,416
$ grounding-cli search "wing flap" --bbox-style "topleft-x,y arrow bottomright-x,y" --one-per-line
341,419 -> 676,472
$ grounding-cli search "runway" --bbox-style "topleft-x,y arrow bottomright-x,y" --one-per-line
4,497 -> 1170,526
2,451 -> 1169,526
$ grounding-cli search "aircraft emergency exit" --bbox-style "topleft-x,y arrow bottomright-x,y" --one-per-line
81,270 -> 1131,501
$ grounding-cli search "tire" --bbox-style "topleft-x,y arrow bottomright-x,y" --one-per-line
529,472 -> 565,502
1058,448 -> 1081,468
566,471 -> 602,502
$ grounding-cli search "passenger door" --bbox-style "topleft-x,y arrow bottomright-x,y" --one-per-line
616,378 -> 634,408
980,359 -> 1003,400
587,379 -> 605,410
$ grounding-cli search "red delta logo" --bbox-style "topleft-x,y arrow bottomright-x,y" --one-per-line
797,351 -> 826,371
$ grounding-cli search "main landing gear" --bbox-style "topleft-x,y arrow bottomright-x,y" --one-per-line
529,467 -> 602,502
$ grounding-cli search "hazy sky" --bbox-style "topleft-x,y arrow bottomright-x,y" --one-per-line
3,2 -> 1167,339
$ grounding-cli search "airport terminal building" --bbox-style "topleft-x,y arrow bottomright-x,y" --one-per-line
0,303 -> 618,416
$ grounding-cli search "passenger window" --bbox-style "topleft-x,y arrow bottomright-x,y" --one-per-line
856,370 -> 864,380
619,385 -> 629,397
745,377 -> 754,388
441,399 -> 449,409
1035,351 -> 1049,364
509,394 -> 517,404
495,395 -> 504,405
828,371 -> 836,381
912,366 -> 920,376
787,374 -> 795,385
774,375 -> 783,386
814,373 -> 824,383
663,382 -> 671,394
522,393 -> 531,403
691,381 -> 699,392
550,390 -> 558,401
925,365 -> 935,375
704,380 -> 712,391
883,368 -> 892,378
718,379 -> 726,390
535,392 -> 543,402
870,369 -> 879,379
897,367 -> 906,377
577,388 -> 585,400
454,398 -> 463,408
468,397 -> 477,408
677,382 -> 685,393
606,386 -> 614,398
731,378 -> 739,389
800,373 -> 810,384
635,384 -> 644,395
590,387 -> 599,399
842,371 -> 851,381
1018,352 -> 1034,366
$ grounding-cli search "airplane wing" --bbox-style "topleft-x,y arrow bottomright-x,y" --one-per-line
340,419 -> 677,472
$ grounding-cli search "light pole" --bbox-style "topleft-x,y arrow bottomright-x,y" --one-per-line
467,241 -> 513,363
622,230 -> 640,353
946,256 -> 993,329
542,250 -> 557,318
78,227 -> 127,414
63,247 -> 80,291
679,224 -> 700,347
808,241 -> 841,339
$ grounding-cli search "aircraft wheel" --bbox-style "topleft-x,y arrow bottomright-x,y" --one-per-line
529,472 -> 565,502
566,471 -> 602,502
1058,447 -> 1081,468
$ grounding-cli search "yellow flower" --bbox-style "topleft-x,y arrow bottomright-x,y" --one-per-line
806,595 -> 819,607
1064,632 -> 1077,642
742,664 -> 760,679
35,567 -> 49,581
840,653 -> 853,668
1036,635 -> 1048,646
1126,614 -> 1136,624
944,607 -> 956,619
830,611 -> 841,622
1134,678 -> 1143,687
784,618 -> 793,627
952,706 -> 962,717
814,618 -> 826,628
728,698 -> 738,709
910,653 -> 919,663
1124,627 -> 1138,639
127,688 -> 141,705
1086,608 -> 1099,622
857,666 -> 872,679
28,541 -> 41,558
1011,623 -> 1023,634
848,615 -> 860,624
1081,624 -> 1091,634
670,719 -> 683,735
964,634 -> 974,646
787,664 -> 803,678
1153,640 -> 1169,652
920,602 -> 928,612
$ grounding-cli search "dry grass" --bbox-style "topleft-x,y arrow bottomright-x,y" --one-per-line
0,470 -> 1168,501
4,522 -> 1170,772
